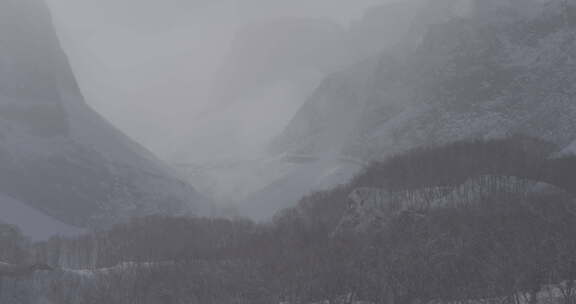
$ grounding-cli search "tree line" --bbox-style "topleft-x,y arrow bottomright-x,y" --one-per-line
2,137 -> 576,304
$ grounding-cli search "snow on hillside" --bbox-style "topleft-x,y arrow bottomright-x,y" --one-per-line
339,175 -> 575,233
274,0 -> 576,163
240,158 -> 362,220
0,194 -> 82,241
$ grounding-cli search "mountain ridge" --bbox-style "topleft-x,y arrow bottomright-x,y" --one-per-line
273,0 -> 576,163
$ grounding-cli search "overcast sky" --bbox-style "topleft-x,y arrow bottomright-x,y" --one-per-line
45,0 -> 388,161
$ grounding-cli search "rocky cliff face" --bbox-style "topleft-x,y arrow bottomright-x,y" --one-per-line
0,0 -> 208,234
273,0 -> 576,162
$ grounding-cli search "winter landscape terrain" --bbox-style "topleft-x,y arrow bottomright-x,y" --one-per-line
3,0 -> 576,303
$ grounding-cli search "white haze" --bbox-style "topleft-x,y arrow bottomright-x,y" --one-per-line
44,0 -> 426,209
46,0 -> 389,160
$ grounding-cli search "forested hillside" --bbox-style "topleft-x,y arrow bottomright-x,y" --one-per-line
3,138 -> 576,304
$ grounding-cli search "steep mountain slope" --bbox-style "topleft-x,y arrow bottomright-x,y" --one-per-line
0,0 -> 208,231
273,0 -> 576,162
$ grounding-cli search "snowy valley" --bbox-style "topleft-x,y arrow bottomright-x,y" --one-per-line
2,0 -> 576,303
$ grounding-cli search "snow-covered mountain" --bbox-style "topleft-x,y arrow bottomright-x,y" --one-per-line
176,4 -> 429,217
273,0 -> 576,162
0,0 -> 209,235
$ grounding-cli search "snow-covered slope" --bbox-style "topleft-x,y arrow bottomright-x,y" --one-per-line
339,175 -> 575,233
0,194 -> 82,241
0,261 -> 249,304
240,158 -> 361,220
0,0 -> 209,232
273,0 -> 576,162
